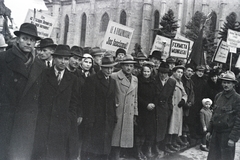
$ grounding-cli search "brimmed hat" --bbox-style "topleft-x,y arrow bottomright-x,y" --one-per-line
172,65 -> 185,72
135,52 -> 148,60
219,70 -> 238,83
14,23 -> 41,40
209,69 -> 219,77
158,62 -> 170,73
52,45 -> 71,57
195,65 -> 205,71
83,47 -> 91,54
101,53 -> 118,67
116,48 -> 126,57
202,98 -> 212,106
70,46 -> 83,57
90,47 -> 106,56
142,61 -> 155,68
185,63 -> 195,71
35,38 -> 57,48
166,57 -> 176,64
120,54 -> 137,64
149,50 -> 162,60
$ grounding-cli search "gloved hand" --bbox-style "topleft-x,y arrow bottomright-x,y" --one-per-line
178,99 -> 185,108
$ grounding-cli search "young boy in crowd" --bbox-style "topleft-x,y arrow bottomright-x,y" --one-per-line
200,98 -> 213,151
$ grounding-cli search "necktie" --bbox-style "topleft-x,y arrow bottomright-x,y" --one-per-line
47,61 -> 50,68
106,77 -> 109,83
57,71 -> 61,85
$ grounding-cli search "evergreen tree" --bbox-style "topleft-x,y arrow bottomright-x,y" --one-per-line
156,9 -> 179,38
218,12 -> 240,41
185,11 -> 206,41
131,43 -> 142,58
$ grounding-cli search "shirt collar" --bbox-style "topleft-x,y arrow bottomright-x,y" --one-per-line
54,66 -> 65,77
222,89 -> 235,99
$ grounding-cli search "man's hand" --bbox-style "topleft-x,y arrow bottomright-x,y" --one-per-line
206,132 -> 211,141
203,126 -> 207,132
228,139 -> 235,147
77,117 -> 83,125
178,99 -> 185,108
147,103 -> 155,110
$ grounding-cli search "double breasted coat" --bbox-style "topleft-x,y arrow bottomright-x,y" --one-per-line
31,68 -> 79,160
81,71 -> 117,155
0,45 -> 45,160
111,70 -> 138,148
168,76 -> 187,136
154,76 -> 176,142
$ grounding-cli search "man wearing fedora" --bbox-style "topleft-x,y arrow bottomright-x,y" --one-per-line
153,62 -> 176,156
32,45 -> 79,160
67,46 -> 84,77
110,54 -> 138,160
81,53 -> 117,160
206,71 -> 240,160
149,50 -> 163,77
36,38 -> 57,68
91,47 -> 106,73
0,23 -> 45,160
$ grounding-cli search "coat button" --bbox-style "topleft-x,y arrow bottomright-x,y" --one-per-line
14,79 -> 18,82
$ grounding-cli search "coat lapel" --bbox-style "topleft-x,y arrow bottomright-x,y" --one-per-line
58,70 -> 72,93
5,51 -> 29,78
127,76 -> 137,94
118,70 -> 130,88
20,58 -> 45,99
47,67 -> 59,91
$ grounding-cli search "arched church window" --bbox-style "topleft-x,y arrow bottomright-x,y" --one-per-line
63,14 -> 69,45
80,13 -> 87,47
120,10 -> 127,25
100,12 -> 109,32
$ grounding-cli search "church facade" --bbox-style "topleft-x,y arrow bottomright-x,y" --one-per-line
44,0 -> 240,55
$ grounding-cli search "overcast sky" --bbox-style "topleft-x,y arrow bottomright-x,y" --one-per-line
5,0 -> 47,28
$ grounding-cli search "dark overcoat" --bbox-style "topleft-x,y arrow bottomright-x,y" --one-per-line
137,75 -> 157,136
31,68 -> 79,160
154,76 -> 176,142
81,71 -> 117,155
0,45 -> 45,160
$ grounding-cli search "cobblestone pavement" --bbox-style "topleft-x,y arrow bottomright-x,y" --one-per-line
121,141 -> 240,160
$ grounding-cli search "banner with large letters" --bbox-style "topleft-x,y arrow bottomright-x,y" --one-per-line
101,21 -> 134,53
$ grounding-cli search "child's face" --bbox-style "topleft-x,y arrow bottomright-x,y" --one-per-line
204,101 -> 211,108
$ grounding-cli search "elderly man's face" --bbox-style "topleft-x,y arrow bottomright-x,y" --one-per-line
17,34 -> 36,53
54,56 -> 69,71
222,80 -> 235,92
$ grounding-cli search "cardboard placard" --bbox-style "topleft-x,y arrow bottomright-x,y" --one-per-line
169,39 -> 190,59
101,21 -> 134,53
24,9 -> 56,38
150,35 -> 171,60
213,40 -> 229,63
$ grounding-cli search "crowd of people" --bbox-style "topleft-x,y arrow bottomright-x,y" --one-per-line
0,22 -> 240,160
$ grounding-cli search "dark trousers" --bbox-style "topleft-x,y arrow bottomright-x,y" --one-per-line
207,131 -> 235,160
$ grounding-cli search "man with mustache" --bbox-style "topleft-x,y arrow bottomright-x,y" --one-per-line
206,71 -> 240,160
110,54 -> 138,160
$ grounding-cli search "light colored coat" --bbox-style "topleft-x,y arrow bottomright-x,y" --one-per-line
111,70 -> 138,148
168,76 -> 187,136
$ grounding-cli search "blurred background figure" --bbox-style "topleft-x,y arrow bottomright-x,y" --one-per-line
0,33 -> 8,52
90,47 -> 105,73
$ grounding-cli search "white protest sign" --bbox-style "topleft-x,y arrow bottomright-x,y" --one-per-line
24,9 -> 56,38
213,40 -> 229,63
227,29 -> 240,49
150,35 -> 171,60
101,21 -> 134,53
169,39 -> 190,59
174,33 -> 194,49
